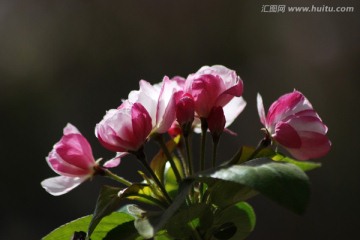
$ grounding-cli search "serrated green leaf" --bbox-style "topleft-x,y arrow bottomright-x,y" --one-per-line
43,212 -> 134,240
197,159 -> 310,214
209,202 -> 256,240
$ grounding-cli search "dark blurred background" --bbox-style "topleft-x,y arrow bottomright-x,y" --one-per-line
1,0 -> 359,239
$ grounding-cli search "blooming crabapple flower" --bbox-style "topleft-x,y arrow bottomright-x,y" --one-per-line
41,123 -> 98,196
128,76 -> 184,135
96,101 -> 152,153
184,65 -> 244,118
257,90 -> 331,160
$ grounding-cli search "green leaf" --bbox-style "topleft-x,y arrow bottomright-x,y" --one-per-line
103,221 -> 141,240
165,203 -> 213,239
127,205 -> 164,239
209,202 -> 256,240
88,185 -> 124,236
164,155 -> 183,198
227,146 -> 321,172
206,180 -> 257,208
89,182 -> 170,238
120,183 -> 168,208
150,135 -> 181,182
105,223 -> 172,240
128,180 -> 194,239
224,145 -> 261,166
198,159 -> 310,214
270,151 -> 321,171
138,171 -> 166,202
42,212 -> 134,240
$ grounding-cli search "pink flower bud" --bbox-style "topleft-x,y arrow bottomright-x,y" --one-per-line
257,90 -> 331,160
96,102 -> 152,153
185,65 -> 243,118
207,106 -> 226,138
176,94 -> 195,126
41,123 -> 97,196
167,121 -> 182,138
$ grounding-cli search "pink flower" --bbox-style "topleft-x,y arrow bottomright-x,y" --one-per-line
185,65 -> 244,118
257,90 -> 331,160
128,76 -> 184,134
96,102 -> 152,153
41,123 -> 98,196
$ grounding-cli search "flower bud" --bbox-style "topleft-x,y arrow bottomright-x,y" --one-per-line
176,94 -> 195,126
207,106 -> 226,140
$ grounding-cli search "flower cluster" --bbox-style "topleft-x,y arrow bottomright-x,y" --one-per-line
41,65 -> 331,240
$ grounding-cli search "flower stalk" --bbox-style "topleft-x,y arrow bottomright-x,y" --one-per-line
102,168 -> 132,187
131,148 -> 173,204
155,135 -> 183,184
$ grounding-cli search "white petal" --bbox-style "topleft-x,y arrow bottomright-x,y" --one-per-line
223,96 -> 247,128
63,123 -> 81,135
41,176 -> 88,196
257,93 -> 266,126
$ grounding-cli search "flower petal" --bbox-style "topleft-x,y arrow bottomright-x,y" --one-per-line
103,152 -> 127,168
156,76 -> 177,133
273,122 -> 302,148
55,134 -> 95,169
286,131 -> 331,160
41,176 -> 88,196
223,96 -> 246,128
46,152 -> 91,177
256,93 -> 266,126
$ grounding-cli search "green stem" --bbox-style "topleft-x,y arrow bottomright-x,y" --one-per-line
190,225 -> 203,240
156,135 -> 182,184
132,148 -> 172,204
184,134 -> 193,176
103,169 -> 132,186
211,137 -> 219,168
248,136 -> 272,161
200,118 -> 208,171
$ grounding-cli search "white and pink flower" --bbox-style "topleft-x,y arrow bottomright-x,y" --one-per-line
184,65 -> 244,118
96,102 -> 152,153
257,90 -> 331,160
41,123 -> 98,196
128,76 -> 184,135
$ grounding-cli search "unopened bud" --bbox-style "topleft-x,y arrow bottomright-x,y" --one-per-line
176,94 -> 195,126
207,106 -> 226,140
